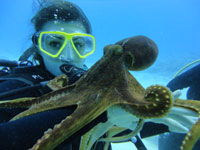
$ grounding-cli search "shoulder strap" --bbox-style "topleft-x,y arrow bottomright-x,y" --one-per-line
0,65 -> 54,100
0,65 -> 53,86
0,76 -> 34,85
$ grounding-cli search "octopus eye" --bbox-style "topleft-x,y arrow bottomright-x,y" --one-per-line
124,51 -> 135,69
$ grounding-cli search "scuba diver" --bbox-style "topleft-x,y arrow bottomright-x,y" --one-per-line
158,61 -> 200,150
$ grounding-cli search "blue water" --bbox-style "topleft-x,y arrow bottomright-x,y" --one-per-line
0,0 -> 200,149
1,0 -> 200,76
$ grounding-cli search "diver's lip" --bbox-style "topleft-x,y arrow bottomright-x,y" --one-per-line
60,59 -> 80,65
59,56 -> 79,63
59,59 -> 83,67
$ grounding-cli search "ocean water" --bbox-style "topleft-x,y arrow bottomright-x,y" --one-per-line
0,0 -> 200,150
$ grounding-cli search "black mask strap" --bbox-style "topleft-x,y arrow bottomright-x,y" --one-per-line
32,32 -> 41,46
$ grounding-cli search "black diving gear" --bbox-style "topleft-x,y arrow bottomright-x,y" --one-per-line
60,63 -> 86,84
167,64 -> 200,100
0,59 -> 33,76
132,135 -> 148,150
0,59 -> 32,68
0,59 -> 87,100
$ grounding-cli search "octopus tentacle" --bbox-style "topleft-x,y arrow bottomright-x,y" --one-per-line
29,106 -> 90,150
180,118 -> 200,150
0,97 -> 36,108
103,142 -> 110,150
0,75 -> 69,109
143,85 -> 173,118
121,85 -> 173,119
80,127 -> 95,150
99,119 -> 144,142
103,127 -> 127,150
46,74 -> 69,91
80,119 -> 144,150
0,86 -> 75,110
11,92 -> 79,121
174,99 -> 200,150
29,99 -> 114,150
175,99 -> 200,113
106,127 -> 127,138
80,121 -> 113,150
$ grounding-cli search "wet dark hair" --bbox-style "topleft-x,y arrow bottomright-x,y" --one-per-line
31,1 -> 91,33
19,0 -> 92,64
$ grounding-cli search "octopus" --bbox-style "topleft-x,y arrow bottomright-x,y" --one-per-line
0,35 -> 199,150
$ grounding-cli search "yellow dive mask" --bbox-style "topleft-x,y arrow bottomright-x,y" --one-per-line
32,31 -> 95,59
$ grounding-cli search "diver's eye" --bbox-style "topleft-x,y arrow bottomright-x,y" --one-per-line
74,41 -> 84,49
48,41 -> 62,50
44,34 -> 65,51
73,38 -> 85,52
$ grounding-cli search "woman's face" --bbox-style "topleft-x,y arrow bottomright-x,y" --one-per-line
40,21 -> 87,76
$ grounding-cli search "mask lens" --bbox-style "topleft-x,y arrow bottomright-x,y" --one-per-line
72,35 -> 94,56
41,33 -> 65,55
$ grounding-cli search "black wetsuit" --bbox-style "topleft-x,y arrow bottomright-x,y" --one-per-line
158,64 -> 200,150
0,64 -> 109,150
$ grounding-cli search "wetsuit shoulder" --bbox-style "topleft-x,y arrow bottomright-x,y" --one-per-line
0,65 -> 53,100
167,64 -> 200,91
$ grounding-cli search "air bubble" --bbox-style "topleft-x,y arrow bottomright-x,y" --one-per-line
54,14 -> 58,19
131,137 -> 137,143
54,20 -> 58,24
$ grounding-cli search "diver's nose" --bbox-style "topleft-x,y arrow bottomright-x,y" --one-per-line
59,41 -> 77,61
